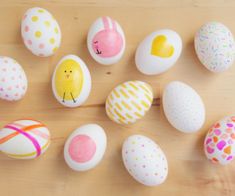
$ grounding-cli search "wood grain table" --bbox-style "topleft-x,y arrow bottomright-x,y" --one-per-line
0,0 -> 235,195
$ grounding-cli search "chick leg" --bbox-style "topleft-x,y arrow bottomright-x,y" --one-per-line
70,92 -> 76,103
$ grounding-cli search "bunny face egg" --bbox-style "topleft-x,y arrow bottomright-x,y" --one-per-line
195,22 -> 235,72
122,135 -> 168,186
0,119 -> 50,159
204,115 -> 235,165
52,55 -> 91,107
163,81 -> 205,133
135,29 -> 182,75
64,124 -> 107,171
0,56 -> 27,101
21,7 -> 61,57
87,16 -> 125,65
105,81 -> 153,125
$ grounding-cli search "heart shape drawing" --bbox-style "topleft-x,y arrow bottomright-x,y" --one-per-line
151,35 -> 174,58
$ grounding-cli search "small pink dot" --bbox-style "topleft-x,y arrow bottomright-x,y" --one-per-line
24,26 -> 29,32
1,78 -> 5,82
141,144 -> 145,147
2,68 -> 6,72
27,40 -> 32,45
7,87 -> 12,90
23,14 -> 27,19
0,88 -> 3,91
15,93 -> 18,96
5,94 -> 8,97
15,85 -> 19,88
39,43 -> 44,49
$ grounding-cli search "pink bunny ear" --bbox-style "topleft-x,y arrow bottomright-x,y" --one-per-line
111,19 -> 117,31
102,17 -> 110,29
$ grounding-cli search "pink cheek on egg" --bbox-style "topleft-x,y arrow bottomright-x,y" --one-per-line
68,134 -> 96,163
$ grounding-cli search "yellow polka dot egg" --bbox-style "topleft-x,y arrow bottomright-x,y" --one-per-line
105,81 -> 153,125
21,7 -> 61,57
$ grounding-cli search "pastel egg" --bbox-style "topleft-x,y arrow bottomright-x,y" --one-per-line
52,55 -> 92,108
135,29 -> 182,75
0,119 -> 50,159
21,7 -> 61,57
105,80 -> 153,125
122,135 -> 168,186
64,124 -> 107,171
204,115 -> 235,165
0,56 -> 27,101
163,81 -> 205,133
87,16 -> 125,65
195,22 -> 235,72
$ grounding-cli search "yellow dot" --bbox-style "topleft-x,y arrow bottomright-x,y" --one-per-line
32,16 -> 38,22
35,31 -> 42,38
50,38 -> 55,44
38,9 -> 44,13
44,21 -> 50,27
132,141 -> 136,144
54,27 -> 59,34
53,47 -> 58,53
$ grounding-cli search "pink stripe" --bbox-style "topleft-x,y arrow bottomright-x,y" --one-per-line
111,19 -> 117,30
5,125 -> 41,157
102,16 -> 110,29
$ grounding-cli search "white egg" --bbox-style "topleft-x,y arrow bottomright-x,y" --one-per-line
195,22 -> 235,73
135,29 -> 182,75
122,135 -> 168,186
0,119 -> 50,159
52,55 -> 91,108
105,80 -> 153,125
0,56 -> 27,101
163,81 -> 205,133
64,124 -> 107,171
21,7 -> 61,57
87,16 -> 125,65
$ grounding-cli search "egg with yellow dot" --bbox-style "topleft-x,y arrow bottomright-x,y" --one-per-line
105,80 -> 153,125
21,7 -> 61,57
52,55 -> 92,108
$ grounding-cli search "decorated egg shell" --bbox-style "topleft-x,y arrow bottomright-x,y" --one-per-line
0,56 -> 27,101
21,7 -> 61,57
195,22 -> 235,73
204,115 -> 235,165
64,124 -> 107,171
122,135 -> 168,186
135,29 -> 182,75
105,80 -> 153,125
87,16 -> 125,65
0,119 -> 50,159
163,81 -> 205,133
52,55 -> 92,108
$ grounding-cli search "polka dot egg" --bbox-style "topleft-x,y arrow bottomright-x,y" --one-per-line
204,115 -> 235,165
0,56 -> 27,101
21,7 -> 61,57
122,135 -> 168,186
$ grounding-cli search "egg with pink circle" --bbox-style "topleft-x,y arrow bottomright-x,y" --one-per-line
0,56 -> 27,101
204,115 -> 235,165
64,124 -> 107,171
21,7 -> 61,57
87,16 -> 125,65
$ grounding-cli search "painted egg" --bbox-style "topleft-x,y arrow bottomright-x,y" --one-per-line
52,55 -> 92,107
21,7 -> 61,57
105,80 -> 153,125
204,115 -> 235,165
0,56 -> 27,101
0,119 -> 50,159
122,135 -> 168,186
135,29 -> 182,75
163,81 -> 205,133
87,16 -> 125,65
195,22 -> 235,73
64,124 -> 107,171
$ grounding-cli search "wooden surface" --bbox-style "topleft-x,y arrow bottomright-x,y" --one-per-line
0,0 -> 235,195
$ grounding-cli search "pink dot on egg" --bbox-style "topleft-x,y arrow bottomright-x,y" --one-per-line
68,134 -> 96,163
24,26 -> 29,32
39,43 -> 44,49
27,40 -> 32,45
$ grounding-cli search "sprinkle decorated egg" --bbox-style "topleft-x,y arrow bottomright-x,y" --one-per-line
204,115 -> 235,165
21,7 -> 61,57
52,55 -> 92,107
87,16 -> 125,65
0,119 -> 50,159
0,56 -> 27,101
105,81 -> 153,125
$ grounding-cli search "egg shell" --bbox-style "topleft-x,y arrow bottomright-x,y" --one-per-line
105,80 -> 153,125
21,7 -> 61,57
135,29 -> 182,75
87,16 -> 125,65
195,22 -> 235,73
0,119 -> 50,159
163,81 -> 205,133
0,56 -> 27,101
204,115 -> 235,165
122,135 -> 168,186
52,54 -> 92,108
64,124 -> 107,171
